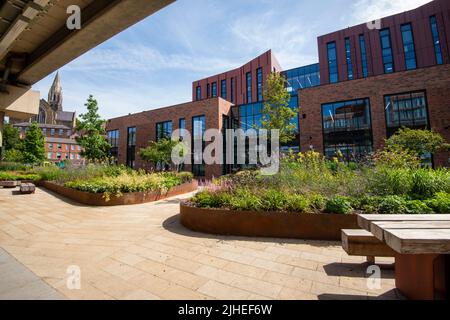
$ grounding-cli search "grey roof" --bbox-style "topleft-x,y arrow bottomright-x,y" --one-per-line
45,137 -> 78,144
56,111 -> 75,122
13,122 -> 71,130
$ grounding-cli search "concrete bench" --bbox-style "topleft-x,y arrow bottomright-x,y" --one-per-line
342,229 -> 397,264
0,181 -> 18,188
20,183 -> 36,194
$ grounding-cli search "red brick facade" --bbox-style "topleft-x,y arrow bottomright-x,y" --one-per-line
299,64 -> 450,167
192,50 -> 282,105
106,98 -> 233,178
318,0 -> 450,84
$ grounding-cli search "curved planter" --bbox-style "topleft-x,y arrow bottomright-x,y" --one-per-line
39,180 -> 198,206
180,204 -> 359,241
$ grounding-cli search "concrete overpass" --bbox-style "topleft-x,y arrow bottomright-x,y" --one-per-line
0,0 -> 174,148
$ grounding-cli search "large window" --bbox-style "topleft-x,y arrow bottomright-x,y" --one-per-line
207,83 -> 210,98
283,64 -> 320,93
246,72 -> 252,103
127,127 -> 136,168
322,99 -> 373,160
430,16 -> 443,65
359,35 -> 368,78
107,130 -> 119,147
384,91 -> 429,137
230,77 -> 235,103
257,68 -> 263,102
345,38 -> 353,80
156,121 -> 172,141
179,118 -> 185,140
327,42 -> 338,83
211,82 -> 217,98
221,80 -> 227,100
192,115 -> 206,177
401,24 -> 417,70
380,29 -> 394,74
196,86 -> 201,101
239,102 -> 262,131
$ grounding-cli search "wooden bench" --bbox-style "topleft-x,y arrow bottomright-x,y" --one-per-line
0,181 -> 18,188
358,215 -> 450,300
20,183 -> 36,194
342,229 -> 397,264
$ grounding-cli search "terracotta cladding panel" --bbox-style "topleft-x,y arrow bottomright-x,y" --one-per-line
318,0 -> 450,84
299,64 -> 450,167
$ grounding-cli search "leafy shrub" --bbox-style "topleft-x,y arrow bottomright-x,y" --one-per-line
0,172 -> 40,181
378,196 -> 408,214
191,191 -> 230,208
0,162 -> 29,172
228,188 -> 262,211
368,167 -> 413,196
325,196 -> 353,214
260,189 -> 287,211
307,193 -> 326,211
405,200 -> 433,214
286,194 -> 310,213
177,172 -> 194,183
426,192 -> 450,214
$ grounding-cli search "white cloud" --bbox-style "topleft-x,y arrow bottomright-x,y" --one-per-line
231,10 -> 318,69
64,44 -> 239,75
350,0 -> 433,24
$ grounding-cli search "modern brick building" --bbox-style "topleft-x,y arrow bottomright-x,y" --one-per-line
107,0 -> 450,177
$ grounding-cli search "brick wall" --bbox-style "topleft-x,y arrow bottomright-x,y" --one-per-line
299,63 -> 450,167
106,98 -> 233,178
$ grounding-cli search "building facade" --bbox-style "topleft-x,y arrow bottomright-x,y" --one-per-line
107,0 -> 450,177
11,72 -> 85,165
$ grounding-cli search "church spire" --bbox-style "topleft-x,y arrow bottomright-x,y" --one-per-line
48,71 -> 63,111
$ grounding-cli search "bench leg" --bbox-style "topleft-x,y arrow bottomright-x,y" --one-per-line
395,254 -> 448,300
366,256 -> 375,264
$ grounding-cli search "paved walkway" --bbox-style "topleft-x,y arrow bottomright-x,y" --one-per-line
0,187 -> 402,300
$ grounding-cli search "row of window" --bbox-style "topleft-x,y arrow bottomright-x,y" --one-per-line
47,152 -> 81,160
18,127 -> 72,137
321,91 -> 429,161
327,15 -> 444,83
47,143 -> 81,151
195,68 -> 264,104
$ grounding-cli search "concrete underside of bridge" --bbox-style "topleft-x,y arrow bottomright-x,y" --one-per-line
0,0 -> 174,147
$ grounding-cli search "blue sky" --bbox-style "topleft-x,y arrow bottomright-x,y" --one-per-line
32,0 -> 431,119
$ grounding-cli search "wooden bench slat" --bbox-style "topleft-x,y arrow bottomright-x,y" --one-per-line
371,221 -> 450,242
341,229 -> 397,258
358,214 -> 450,230
384,228 -> 450,254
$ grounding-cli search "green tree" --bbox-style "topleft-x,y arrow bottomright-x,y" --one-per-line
76,95 -> 111,163
387,128 -> 449,157
140,138 -> 181,171
22,122 -> 45,164
3,124 -> 22,152
259,72 -> 296,144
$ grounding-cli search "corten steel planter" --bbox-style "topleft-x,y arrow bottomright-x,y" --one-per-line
39,180 -> 198,206
180,204 -> 359,241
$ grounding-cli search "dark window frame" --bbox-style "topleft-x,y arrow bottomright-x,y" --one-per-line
327,41 -> 339,83
155,120 -> 173,142
359,34 -> 368,78
400,23 -> 417,70
380,28 -> 395,74
345,38 -> 353,80
430,16 -> 443,65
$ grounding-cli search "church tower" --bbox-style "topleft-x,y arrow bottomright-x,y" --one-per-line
48,71 -> 63,111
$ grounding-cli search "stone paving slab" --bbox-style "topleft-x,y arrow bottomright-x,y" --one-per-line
0,187 -> 403,300
0,248 -> 64,300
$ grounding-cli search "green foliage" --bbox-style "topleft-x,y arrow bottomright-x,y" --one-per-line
426,192 -> 450,214
0,171 -> 40,181
259,72 -> 296,144
76,95 -> 111,163
139,138 -> 182,171
307,193 -> 326,211
22,122 -> 45,164
411,168 -> 450,199
378,196 -> 408,214
286,194 -> 310,213
386,128 -> 449,157
0,162 -> 29,171
3,149 -> 24,163
2,124 -> 22,153
65,171 -> 190,200
325,196 -> 353,214
260,189 -> 288,211
405,200 -> 433,214
372,147 -> 420,169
